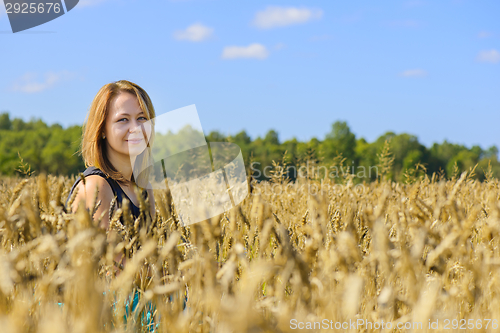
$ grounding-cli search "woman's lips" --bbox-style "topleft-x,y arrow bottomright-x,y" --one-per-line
127,139 -> 143,144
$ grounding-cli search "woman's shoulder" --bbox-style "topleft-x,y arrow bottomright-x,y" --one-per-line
69,171 -> 115,214
74,170 -> 114,196
82,176 -> 113,202
82,166 -> 109,178
67,167 -> 114,201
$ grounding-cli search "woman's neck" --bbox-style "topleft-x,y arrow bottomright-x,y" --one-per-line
107,150 -> 135,184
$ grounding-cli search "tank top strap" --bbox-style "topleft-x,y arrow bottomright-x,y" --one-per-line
66,166 -> 148,219
65,166 -> 124,208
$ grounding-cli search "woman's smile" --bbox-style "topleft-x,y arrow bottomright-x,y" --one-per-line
127,138 -> 143,144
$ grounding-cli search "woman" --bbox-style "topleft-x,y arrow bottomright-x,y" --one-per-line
65,80 -> 159,330
66,79 -> 156,230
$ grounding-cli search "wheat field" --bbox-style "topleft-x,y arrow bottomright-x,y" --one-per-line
0,165 -> 499,333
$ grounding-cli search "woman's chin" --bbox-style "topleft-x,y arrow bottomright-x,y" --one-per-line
126,144 -> 147,156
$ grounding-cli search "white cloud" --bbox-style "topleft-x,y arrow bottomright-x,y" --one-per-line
478,31 -> 493,39
476,49 -> 500,64
399,69 -> 428,77
11,71 -> 74,93
221,43 -> 269,60
173,23 -> 214,42
252,6 -> 323,29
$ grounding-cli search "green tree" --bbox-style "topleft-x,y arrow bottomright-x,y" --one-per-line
447,150 -> 481,178
205,130 -> 227,143
483,145 -> 498,159
355,138 -> 379,181
429,141 -> 468,177
264,130 -> 279,145
321,121 -> 357,163
0,112 -> 12,130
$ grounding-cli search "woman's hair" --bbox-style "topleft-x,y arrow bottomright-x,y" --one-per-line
80,80 -> 156,186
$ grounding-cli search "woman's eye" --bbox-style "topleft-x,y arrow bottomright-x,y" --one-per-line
117,116 -> 146,122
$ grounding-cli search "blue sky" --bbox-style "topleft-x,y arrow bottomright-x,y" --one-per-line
1,0 -> 499,151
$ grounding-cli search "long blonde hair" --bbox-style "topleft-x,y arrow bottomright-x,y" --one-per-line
80,80 -> 156,186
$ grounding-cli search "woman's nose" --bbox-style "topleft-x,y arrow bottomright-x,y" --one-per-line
129,119 -> 141,132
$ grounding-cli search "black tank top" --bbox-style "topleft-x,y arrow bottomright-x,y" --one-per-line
65,166 -> 148,222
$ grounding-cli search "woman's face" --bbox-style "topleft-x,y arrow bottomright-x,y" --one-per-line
103,91 -> 152,158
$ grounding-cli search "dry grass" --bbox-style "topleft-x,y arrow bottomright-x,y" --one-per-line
0,168 -> 499,332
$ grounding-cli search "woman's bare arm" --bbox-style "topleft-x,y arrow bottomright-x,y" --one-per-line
71,175 -> 115,229
71,176 -> 125,273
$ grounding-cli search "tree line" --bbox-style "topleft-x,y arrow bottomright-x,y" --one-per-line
0,112 -> 498,182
